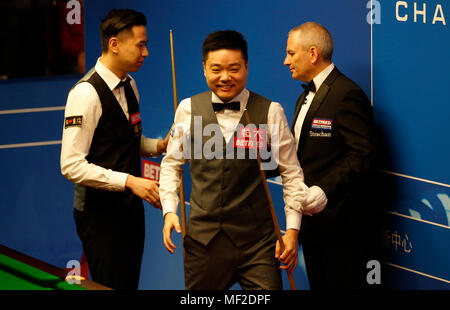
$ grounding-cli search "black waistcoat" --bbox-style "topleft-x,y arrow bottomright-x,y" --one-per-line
188,90 -> 275,247
72,68 -> 142,211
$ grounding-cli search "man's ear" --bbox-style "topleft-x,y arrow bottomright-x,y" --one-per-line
109,37 -> 119,54
309,46 -> 319,64
202,61 -> 207,77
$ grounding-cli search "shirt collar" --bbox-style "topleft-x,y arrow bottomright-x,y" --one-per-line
95,58 -> 133,91
312,63 -> 335,92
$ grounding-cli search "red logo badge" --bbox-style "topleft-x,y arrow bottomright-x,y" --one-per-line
234,127 -> 266,149
130,112 -> 141,125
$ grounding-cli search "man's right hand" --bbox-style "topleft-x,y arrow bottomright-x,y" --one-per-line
125,175 -> 161,209
163,212 -> 181,254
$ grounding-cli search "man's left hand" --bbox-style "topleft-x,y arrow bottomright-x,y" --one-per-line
275,229 -> 299,272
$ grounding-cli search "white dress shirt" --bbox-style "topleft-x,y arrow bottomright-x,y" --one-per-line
160,88 -> 308,230
60,58 -> 158,191
294,63 -> 335,149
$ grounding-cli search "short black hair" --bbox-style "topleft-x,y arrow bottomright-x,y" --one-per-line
100,9 -> 147,52
202,30 -> 248,63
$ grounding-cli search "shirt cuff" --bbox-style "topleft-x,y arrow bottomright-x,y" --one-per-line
109,171 -> 129,191
285,208 -> 301,231
141,137 -> 159,156
162,199 -> 179,217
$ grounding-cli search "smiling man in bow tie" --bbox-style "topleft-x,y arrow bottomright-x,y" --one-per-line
159,30 -> 319,290
284,22 -> 378,289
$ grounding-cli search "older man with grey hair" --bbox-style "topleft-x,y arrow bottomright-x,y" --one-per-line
284,22 -> 378,289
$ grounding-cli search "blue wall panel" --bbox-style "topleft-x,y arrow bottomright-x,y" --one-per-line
373,0 -> 450,288
373,0 -> 450,184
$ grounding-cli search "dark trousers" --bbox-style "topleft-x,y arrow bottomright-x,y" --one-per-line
73,201 -> 145,290
184,230 -> 282,290
302,239 -> 368,289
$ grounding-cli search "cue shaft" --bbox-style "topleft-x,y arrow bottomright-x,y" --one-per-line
169,30 -> 179,113
243,110 -> 297,290
169,30 -> 187,240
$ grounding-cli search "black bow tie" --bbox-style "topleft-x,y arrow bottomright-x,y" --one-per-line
300,81 -> 316,106
302,80 -> 316,94
212,101 -> 240,112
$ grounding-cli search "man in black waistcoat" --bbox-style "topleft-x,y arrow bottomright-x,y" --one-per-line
159,30 -> 323,290
284,22 -> 378,289
60,9 -> 169,290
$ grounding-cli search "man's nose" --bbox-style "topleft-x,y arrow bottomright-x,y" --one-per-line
142,46 -> 149,57
220,71 -> 231,82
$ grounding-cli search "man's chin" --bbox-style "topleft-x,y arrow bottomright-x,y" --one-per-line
129,63 -> 144,72
215,91 -> 236,102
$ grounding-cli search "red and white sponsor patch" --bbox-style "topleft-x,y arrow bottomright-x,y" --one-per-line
233,127 -> 266,149
311,118 -> 333,131
130,112 -> 141,125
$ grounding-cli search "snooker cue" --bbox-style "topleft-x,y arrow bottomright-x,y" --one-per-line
170,30 -> 187,247
243,109 -> 297,290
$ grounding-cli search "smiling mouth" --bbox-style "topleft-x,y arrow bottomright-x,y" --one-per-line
217,85 -> 234,91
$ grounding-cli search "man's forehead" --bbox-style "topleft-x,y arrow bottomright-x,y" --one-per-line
287,33 -> 304,49
288,31 -> 301,43
205,49 -> 247,65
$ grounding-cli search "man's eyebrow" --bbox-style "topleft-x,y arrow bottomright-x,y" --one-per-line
209,62 -> 241,67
